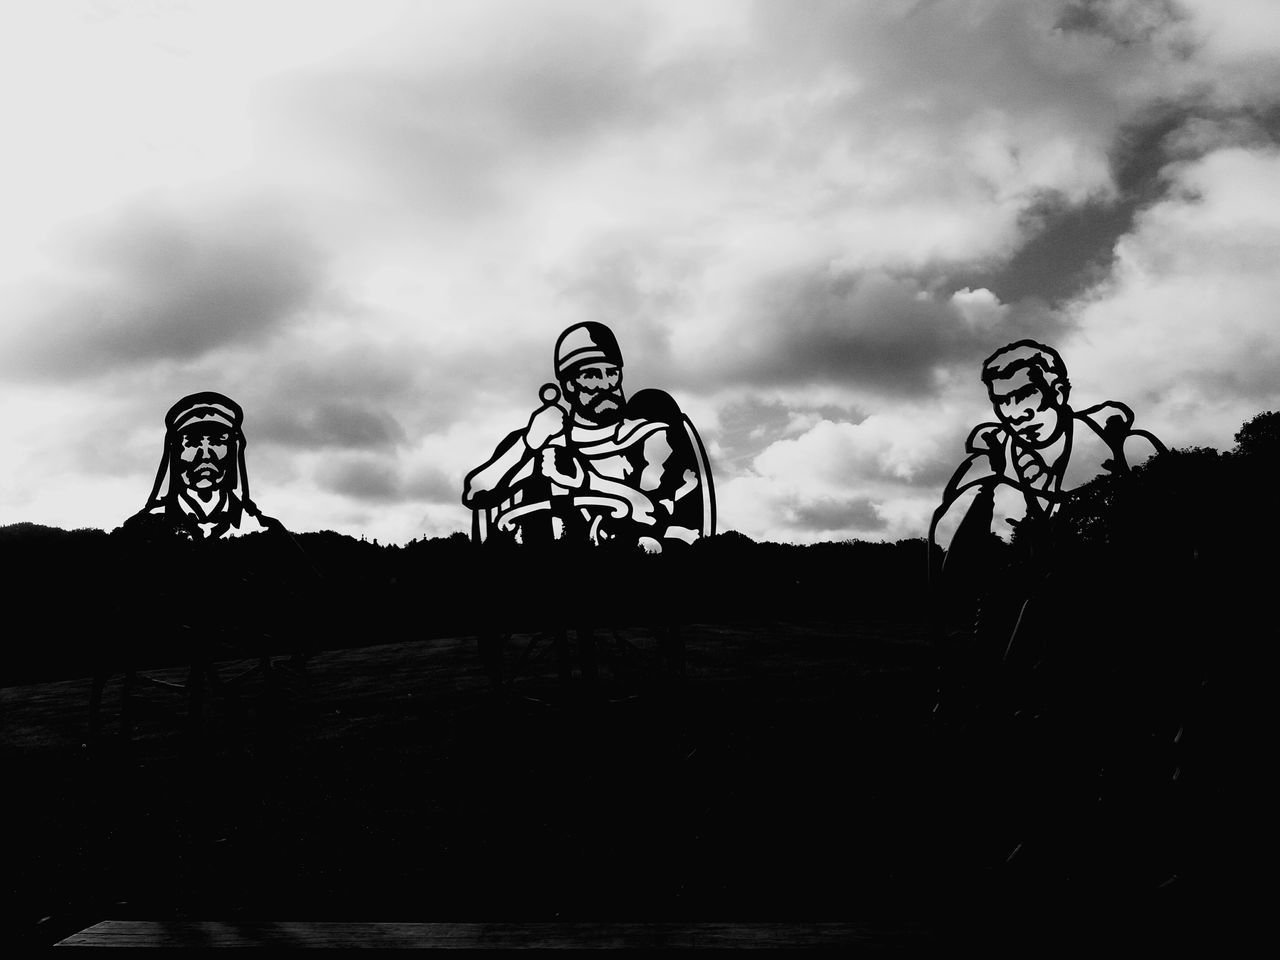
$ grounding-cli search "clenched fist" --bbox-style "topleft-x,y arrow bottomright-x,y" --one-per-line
540,447 -> 584,488
525,402 -> 565,451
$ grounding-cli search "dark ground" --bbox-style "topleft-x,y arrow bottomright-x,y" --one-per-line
1,617 -> 1234,950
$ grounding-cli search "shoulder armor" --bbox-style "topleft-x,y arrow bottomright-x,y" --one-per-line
1078,401 -> 1134,431
1077,402 -> 1136,444
625,388 -> 682,423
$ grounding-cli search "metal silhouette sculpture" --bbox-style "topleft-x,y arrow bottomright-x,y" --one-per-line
927,338 -> 1170,704
464,322 -> 715,550
462,322 -> 715,692
928,342 -> 1175,883
931,340 -> 1166,566
93,392 -> 308,739
128,392 -> 284,539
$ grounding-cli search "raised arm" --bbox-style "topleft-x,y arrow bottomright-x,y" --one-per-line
463,390 -> 568,509
463,429 -> 531,509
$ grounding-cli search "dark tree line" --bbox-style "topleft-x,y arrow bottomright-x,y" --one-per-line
922,411 -> 1280,907
3,410 -> 1276,691
0,521 -> 932,686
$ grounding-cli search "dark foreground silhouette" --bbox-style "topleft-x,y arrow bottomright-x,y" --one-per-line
3,411 -> 1274,948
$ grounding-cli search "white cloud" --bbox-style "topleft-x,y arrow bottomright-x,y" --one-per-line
2,1 -> 1280,544
719,401 -> 979,543
1066,146 -> 1280,449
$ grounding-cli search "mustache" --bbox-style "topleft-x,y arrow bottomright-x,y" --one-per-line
184,464 -> 226,480
587,389 -> 624,410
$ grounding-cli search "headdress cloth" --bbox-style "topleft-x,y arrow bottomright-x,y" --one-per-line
141,391 -> 259,519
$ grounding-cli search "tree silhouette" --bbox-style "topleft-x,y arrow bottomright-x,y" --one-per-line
1233,409 -> 1280,457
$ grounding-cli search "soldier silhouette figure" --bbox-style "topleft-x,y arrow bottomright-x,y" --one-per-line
463,323 -> 715,691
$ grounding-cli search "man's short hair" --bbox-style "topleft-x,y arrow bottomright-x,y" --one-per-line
981,340 -> 1070,394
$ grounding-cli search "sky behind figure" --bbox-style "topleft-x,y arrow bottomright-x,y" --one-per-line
2,0 -> 1279,545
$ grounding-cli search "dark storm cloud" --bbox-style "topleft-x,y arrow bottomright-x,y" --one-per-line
240,338 -> 479,444
256,402 -> 407,451
1055,0 -> 1186,46
265,344 -> 420,405
402,467 -> 458,505
316,456 -> 459,506
746,0 -> 1189,312
716,269 -> 1066,397
895,456 -> 963,492
1186,349 -> 1280,404
270,4 -> 658,216
550,235 -> 700,386
788,496 -> 886,534
477,4 -> 656,141
953,102 -> 1280,305
748,0 -> 1138,136
716,398 -> 810,470
974,194 -> 1130,304
317,456 -> 402,504
1162,105 -> 1280,158
729,0 -> 1229,314
3,203 -> 322,380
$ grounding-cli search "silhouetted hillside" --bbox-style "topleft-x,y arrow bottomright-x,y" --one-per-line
4,408 -> 1276,686
0,519 -> 934,685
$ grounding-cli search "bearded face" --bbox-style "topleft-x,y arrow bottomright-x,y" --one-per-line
563,361 -> 625,426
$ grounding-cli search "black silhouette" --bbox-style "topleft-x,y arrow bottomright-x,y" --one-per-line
926,341 -> 1198,894
7,403 -> 1265,945
462,323 -> 715,692
128,392 -> 284,540
91,392 -> 312,739
464,322 -> 715,549
931,340 -> 1166,557
929,340 -> 1166,647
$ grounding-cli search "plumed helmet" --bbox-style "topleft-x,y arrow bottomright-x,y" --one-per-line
554,322 -> 623,378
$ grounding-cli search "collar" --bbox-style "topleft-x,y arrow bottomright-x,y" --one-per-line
178,487 -> 230,520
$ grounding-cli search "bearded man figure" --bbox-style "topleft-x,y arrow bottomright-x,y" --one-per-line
463,322 -> 715,687
464,322 -> 714,553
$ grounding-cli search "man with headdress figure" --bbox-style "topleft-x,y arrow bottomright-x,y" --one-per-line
463,322 -> 715,685
125,391 -> 284,540
97,392 -> 303,736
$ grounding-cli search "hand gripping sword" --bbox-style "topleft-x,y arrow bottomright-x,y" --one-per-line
536,383 -> 579,540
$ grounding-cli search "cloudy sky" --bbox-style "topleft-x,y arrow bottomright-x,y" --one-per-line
2,0 -> 1279,544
